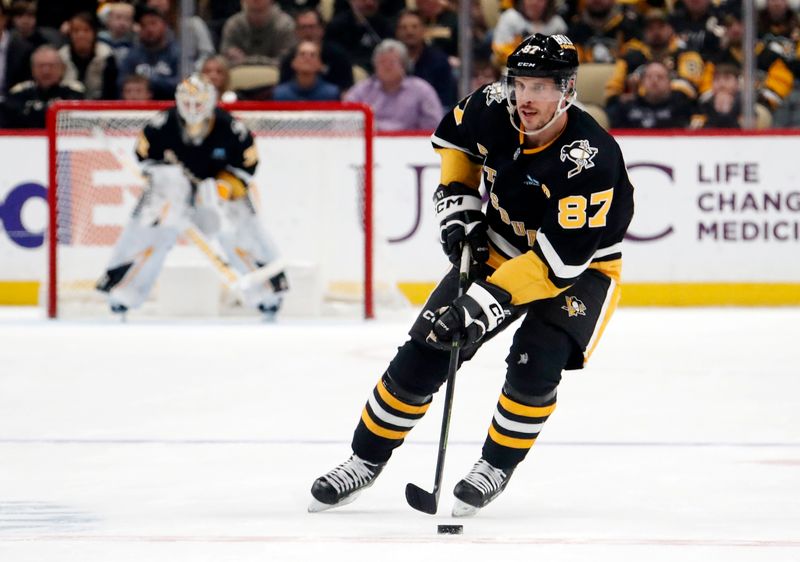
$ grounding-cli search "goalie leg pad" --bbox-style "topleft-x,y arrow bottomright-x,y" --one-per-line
213,198 -> 286,309
98,219 -> 182,310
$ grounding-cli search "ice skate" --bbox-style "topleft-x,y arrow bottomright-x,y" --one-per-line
308,454 -> 385,512
452,458 -> 514,517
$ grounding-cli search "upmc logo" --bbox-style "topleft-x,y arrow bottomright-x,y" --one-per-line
0,182 -> 47,249
625,162 -> 674,242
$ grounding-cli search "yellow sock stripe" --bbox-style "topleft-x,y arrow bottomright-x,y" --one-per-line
360,408 -> 410,440
488,425 -> 536,449
375,381 -> 431,416
498,393 -> 556,418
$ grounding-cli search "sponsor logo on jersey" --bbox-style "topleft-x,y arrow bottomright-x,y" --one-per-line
523,174 -> 540,187
560,140 -> 598,178
211,147 -> 227,160
561,295 -> 587,317
482,82 -> 505,106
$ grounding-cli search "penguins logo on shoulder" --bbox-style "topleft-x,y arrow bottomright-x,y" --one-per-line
560,140 -> 598,178
482,82 -> 506,106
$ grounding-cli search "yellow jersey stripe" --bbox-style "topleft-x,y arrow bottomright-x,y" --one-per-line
488,425 -> 536,449
375,382 -> 430,415
498,393 -> 557,418
361,408 -> 410,440
434,147 -> 483,187
488,251 -> 567,305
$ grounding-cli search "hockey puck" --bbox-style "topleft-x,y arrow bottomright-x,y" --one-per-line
437,524 -> 463,535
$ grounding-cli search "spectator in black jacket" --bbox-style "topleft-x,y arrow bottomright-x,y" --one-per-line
326,0 -> 393,72
1,2 -> 34,102
395,9 -> 454,108
9,0 -> 62,49
279,8 -> 354,93
608,61 -> 695,129
3,45 -> 84,129
691,63 -> 742,129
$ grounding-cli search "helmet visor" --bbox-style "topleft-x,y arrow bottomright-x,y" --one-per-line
503,72 -> 566,103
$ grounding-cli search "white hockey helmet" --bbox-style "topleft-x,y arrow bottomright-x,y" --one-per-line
175,74 -> 218,144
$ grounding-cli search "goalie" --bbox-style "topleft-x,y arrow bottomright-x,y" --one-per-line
96,75 -> 288,318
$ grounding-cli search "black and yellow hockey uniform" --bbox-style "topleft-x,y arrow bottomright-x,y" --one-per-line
310,34 -> 634,515
135,106 -> 258,195
350,82 -> 634,471
431,83 -> 634,364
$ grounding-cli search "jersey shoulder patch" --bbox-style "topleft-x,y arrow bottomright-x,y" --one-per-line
480,81 -> 507,106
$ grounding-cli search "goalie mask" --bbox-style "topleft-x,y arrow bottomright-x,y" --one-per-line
175,75 -> 217,145
502,34 -> 579,136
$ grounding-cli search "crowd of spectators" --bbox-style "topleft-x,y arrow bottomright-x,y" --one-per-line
0,0 -> 799,130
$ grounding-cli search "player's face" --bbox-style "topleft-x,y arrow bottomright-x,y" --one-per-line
513,76 -> 562,131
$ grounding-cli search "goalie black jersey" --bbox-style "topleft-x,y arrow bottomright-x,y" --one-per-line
432,83 -> 635,305
135,107 -> 258,181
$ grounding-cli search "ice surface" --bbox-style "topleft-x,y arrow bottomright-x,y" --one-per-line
1,307 -> 799,561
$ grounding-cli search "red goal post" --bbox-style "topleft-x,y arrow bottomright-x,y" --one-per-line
46,100 -> 375,319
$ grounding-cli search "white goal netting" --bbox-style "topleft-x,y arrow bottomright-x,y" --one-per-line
47,101 -> 391,319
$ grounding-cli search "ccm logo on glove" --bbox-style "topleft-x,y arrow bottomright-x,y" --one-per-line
427,280 -> 513,349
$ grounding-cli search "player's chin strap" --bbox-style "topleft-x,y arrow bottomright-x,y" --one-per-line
507,88 -> 576,137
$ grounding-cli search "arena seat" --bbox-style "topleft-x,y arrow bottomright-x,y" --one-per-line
576,63 -> 616,107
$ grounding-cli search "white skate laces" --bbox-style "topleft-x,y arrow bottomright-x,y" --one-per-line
462,458 -> 508,495
308,454 -> 385,512
452,458 -> 513,517
324,455 -> 378,495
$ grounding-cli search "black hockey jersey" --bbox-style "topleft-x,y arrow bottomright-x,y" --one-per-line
135,107 -> 258,183
431,83 -> 635,305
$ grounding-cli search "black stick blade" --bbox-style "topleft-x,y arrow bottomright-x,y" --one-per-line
405,483 -> 438,514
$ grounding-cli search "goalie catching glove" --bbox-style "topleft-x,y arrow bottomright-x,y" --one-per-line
434,182 -> 489,265
427,280 -> 513,349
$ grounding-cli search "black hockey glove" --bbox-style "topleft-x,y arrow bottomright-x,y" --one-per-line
434,182 -> 489,266
426,280 -> 513,350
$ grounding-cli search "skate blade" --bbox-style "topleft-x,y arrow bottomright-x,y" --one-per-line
451,498 -> 480,518
307,491 -> 361,513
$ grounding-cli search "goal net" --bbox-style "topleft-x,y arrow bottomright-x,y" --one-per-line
47,101 -> 382,319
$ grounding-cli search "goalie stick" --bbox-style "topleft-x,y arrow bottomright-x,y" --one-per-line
405,244 -> 471,514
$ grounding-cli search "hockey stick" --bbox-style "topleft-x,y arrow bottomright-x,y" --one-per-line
405,244 -> 471,514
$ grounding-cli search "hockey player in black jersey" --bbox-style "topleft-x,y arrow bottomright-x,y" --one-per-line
310,34 -> 634,516
97,75 -> 288,318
